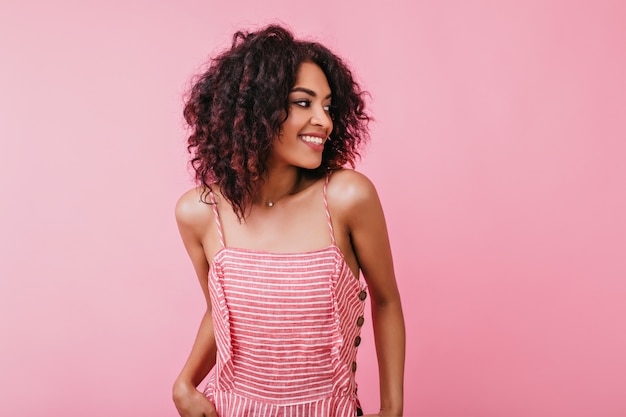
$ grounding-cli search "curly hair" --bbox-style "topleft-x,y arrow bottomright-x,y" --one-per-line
183,24 -> 370,220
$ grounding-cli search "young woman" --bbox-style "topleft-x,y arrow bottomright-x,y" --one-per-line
172,25 -> 405,417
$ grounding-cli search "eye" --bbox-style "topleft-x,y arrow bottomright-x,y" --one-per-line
292,99 -> 311,108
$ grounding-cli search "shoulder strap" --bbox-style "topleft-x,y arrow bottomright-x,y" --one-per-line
207,187 -> 225,248
323,171 -> 336,246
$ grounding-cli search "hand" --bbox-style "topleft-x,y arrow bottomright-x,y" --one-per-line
173,380 -> 218,417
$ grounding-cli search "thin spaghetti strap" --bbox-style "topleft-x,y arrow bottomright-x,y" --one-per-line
207,187 -> 225,248
323,171 -> 336,246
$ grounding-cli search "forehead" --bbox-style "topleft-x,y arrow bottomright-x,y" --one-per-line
293,62 -> 331,94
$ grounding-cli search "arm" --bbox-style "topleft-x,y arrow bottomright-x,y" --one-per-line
172,190 -> 219,417
332,171 -> 406,416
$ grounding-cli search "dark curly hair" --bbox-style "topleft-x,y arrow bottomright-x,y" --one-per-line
183,24 -> 370,220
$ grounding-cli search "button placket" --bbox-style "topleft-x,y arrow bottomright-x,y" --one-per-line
352,288 -> 367,376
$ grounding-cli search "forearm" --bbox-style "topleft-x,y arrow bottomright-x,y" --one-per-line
371,299 -> 405,416
174,310 -> 217,391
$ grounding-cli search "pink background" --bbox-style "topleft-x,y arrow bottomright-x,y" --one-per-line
1,1 -> 625,416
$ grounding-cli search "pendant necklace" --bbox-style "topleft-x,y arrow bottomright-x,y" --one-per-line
266,194 -> 288,207
265,175 -> 302,208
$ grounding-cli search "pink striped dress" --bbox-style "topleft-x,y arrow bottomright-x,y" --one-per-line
204,173 -> 368,417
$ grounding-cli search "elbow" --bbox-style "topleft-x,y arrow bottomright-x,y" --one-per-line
371,292 -> 403,311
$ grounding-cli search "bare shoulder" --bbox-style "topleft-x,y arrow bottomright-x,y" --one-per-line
326,169 -> 380,210
175,187 -> 214,236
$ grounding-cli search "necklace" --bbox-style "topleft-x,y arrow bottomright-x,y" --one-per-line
263,174 -> 302,208
265,194 -> 288,207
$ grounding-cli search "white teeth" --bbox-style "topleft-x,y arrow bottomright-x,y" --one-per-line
300,135 -> 323,145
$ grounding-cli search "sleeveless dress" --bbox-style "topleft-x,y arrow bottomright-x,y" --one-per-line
204,173 -> 368,417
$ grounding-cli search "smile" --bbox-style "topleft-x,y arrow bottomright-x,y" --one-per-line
300,135 -> 324,145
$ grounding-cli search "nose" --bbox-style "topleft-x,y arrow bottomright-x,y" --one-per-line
310,107 -> 332,129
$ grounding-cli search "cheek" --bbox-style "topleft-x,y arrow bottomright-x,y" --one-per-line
282,116 -> 304,135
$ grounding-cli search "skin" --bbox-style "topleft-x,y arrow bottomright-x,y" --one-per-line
173,62 -> 405,417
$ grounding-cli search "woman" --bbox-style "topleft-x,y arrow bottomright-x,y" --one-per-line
172,25 -> 405,417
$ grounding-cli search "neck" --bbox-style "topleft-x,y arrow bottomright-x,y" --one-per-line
256,166 -> 302,207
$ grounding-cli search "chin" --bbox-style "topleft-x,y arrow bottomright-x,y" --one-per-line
298,159 -> 323,170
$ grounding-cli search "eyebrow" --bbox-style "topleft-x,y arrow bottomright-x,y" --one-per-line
290,87 -> 332,99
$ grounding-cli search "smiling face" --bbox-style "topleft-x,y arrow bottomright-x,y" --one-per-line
270,61 -> 333,170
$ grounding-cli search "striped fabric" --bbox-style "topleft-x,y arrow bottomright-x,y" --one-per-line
204,173 -> 368,417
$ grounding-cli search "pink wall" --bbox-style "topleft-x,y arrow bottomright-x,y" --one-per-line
1,1 -> 625,416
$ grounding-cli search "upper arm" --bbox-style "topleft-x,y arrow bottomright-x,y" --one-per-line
175,188 -> 215,307
329,170 -> 400,306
